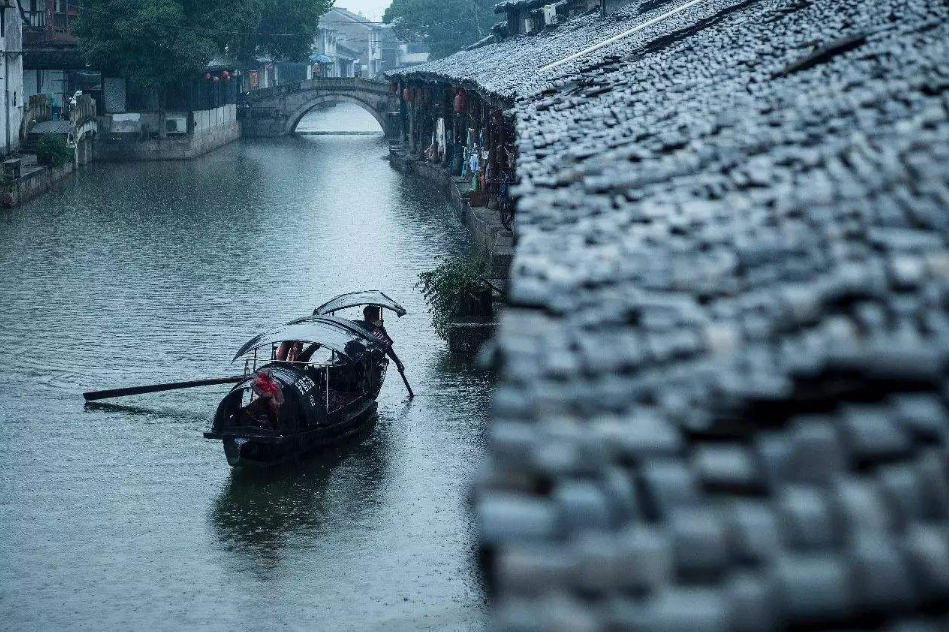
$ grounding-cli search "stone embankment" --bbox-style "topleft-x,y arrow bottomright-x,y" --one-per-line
397,0 -> 949,629
389,148 -> 514,279
1,158 -> 75,207
389,147 -> 514,351
2,95 -> 96,207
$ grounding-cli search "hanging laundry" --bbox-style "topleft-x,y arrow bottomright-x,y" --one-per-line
469,147 -> 480,175
425,130 -> 437,161
436,118 -> 447,161
469,148 -> 481,189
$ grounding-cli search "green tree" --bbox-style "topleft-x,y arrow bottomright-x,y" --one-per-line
74,0 -> 221,137
74,0 -> 332,134
383,0 -> 497,60
225,0 -> 335,63
74,0 -> 221,94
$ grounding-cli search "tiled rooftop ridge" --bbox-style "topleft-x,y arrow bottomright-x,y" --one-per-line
394,0 -> 949,628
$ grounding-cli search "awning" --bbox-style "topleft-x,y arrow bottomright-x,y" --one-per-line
207,56 -> 238,71
233,316 -> 384,362
310,54 -> 334,64
314,291 -> 407,317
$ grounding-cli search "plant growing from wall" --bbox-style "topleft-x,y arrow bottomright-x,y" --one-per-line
36,135 -> 72,168
417,253 -> 492,341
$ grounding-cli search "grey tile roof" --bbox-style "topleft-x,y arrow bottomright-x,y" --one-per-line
393,0 -> 755,101
400,0 -> 949,628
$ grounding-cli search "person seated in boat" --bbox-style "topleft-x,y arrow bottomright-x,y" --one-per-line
357,306 -> 405,373
250,368 -> 284,428
276,341 -> 304,363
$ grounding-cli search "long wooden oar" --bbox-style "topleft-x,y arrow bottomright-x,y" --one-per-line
83,376 -> 245,402
396,366 -> 415,399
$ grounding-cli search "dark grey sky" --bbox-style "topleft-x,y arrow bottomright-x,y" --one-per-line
334,1 -> 391,21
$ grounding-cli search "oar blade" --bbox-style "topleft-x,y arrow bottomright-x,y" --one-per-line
82,376 -> 245,402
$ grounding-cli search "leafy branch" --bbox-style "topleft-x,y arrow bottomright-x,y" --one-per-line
416,253 -> 490,340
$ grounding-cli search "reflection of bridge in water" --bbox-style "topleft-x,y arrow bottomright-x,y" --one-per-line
240,79 -> 402,139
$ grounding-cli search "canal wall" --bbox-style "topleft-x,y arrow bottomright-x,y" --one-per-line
94,121 -> 240,161
2,107 -> 241,206
96,107 -> 241,162
389,148 -> 514,279
1,160 -> 75,208
393,0 -> 949,629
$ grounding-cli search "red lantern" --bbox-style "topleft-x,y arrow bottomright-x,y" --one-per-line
204,72 -> 212,80
403,88 -> 411,101
222,71 -> 231,81
213,76 -> 220,84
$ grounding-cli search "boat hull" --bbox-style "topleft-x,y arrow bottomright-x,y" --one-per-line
205,353 -> 388,468
212,399 -> 378,468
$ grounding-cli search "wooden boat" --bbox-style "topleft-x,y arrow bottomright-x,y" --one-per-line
83,291 -> 411,469
205,292 -> 408,467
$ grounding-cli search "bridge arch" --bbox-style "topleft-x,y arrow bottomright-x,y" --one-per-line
241,79 -> 402,139
286,94 -> 388,136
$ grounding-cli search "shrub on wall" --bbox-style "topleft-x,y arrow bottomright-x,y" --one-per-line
36,134 -> 72,167
417,253 -> 492,341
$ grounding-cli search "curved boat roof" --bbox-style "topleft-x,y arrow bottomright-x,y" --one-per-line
233,316 -> 385,362
314,291 -> 407,317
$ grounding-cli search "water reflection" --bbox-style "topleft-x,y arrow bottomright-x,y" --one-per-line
211,421 -> 387,578
83,400 -> 211,422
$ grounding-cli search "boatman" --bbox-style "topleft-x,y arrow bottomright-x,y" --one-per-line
359,306 -> 406,374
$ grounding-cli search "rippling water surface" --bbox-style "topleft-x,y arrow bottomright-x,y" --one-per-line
0,104 -> 490,631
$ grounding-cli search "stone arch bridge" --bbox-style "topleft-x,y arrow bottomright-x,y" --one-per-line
240,78 -> 402,138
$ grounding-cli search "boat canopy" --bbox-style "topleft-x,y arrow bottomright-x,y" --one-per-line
314,291 -> 407,318
233,316 -> 385,362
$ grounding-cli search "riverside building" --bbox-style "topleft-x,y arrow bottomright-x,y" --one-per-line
394,0 -> 949,629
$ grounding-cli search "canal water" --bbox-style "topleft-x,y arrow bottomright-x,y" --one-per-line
0,104 -> 490,631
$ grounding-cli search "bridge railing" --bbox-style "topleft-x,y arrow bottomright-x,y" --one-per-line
238,107 -> 283,120
69,94 -> 97,128
242,78 -> 394,102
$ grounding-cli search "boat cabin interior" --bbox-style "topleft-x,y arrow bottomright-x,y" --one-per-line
217,344 -> 385,435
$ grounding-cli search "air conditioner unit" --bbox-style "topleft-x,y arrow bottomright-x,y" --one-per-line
166,115 -> 188,135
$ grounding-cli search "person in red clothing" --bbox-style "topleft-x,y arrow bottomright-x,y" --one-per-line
251,368 -> 284,427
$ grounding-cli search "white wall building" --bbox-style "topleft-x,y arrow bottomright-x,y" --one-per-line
397,43 -> 430,69
319,8 -> 383,78
313,27 -> 360,78
1,4 -> 24,155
